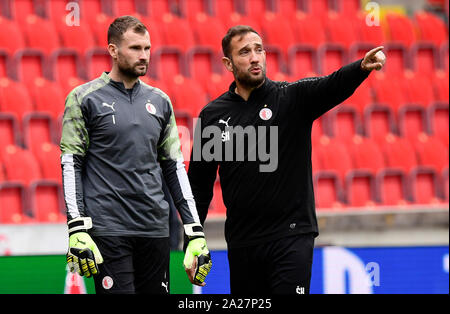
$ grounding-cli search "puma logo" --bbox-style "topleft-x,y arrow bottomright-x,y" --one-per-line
102,102 -> 116,124
102,102 -> 116,112
161,281 -> 168,293
219,117 -> 231,128
75,237 -> 86,246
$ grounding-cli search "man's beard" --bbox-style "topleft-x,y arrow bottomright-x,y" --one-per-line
117,59 -> 148,79
232,61 -> 266,89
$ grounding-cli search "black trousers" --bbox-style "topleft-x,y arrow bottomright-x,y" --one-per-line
227,233 -> 315,295
91,236 -> 170,294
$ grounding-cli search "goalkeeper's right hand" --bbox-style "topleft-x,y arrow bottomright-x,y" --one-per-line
66,217 -> 103,278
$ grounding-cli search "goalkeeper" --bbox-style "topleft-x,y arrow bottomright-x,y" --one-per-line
60,16 -> 211,294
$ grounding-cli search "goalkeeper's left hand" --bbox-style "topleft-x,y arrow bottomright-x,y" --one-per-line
183,223 -> 212,286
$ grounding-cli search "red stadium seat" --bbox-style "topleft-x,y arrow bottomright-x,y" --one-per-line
327,106 -> 362,140
221,11 -> 262,34
342,81 -> 374,116
85,48 -> 112,80
345,171 -> 377,207
318,45 -> 347,75
0,116 -> 21,151
381,134 -> 418,173
410,43 -> 441,79
0,51 -> 8,78
0,78 -> 34,123
22,14 -> 60,55
168,75 -> 208,118
29,181 -> 65,222
433,70 -> 449,103
409,167 -> 442,204
287,46 -> 318,78
160,13 -> 195,53
150,47 -> 186,83
264,46 -> 286,77
22,113 -> 56,155
376,169 -> 410,206
428,103 -> 449,146
315,136 -> 353,181
1,145 -> 42,185
363,105 -> 397,145
0,114 -> 20,151
60,76 -> 87,100
398,106 -> 428,142
335,0 -> 361,18
0,16 -> 26,55
414,11 -> 448,47
261,12 -> 296,55
89,13 -> 114,47
274,0 -> 298,21
13,50 -> 47,88
380,44 -> 410,78
413,133 -> 449,172
6,0 -> 35,24
241,0 -> 269,28
348,135 -> 385,174
300,0 -> 332,24
443,168 -> 449,201
181,0 -> 209,23
186,48 -> 219,90
212,0 -> 241,26
48,49 -> 86,85
403,71 -> 436,108
29,78 -> 65,120
371,72 -> 407,113
79,0 -> 106,28
147,0 -> 173,21
57,19 -> 96,55
385,12 -> 417,48
112,0 -> 139,16
325,12 -> 359,49
205,72 -> 233,101
314,171 -> 345,209
0,182 -> 34,224
34,142 -> 62,182
292,12 -> 327,49
191,13 -> 226,53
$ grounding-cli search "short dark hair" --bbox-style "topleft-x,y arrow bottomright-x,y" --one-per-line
222,25 -> 260,59
107,15 -> 148,45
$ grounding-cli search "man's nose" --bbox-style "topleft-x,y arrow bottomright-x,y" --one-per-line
249,50 -> 260,63
139,49 -> 149,60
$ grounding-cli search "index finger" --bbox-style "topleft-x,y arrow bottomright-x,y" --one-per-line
368,46 -> 384,56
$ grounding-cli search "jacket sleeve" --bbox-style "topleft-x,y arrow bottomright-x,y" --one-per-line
60,89 -> 89,221
187,112 -> 218,225
157,99 -> 201,226
288,59 -> 371,121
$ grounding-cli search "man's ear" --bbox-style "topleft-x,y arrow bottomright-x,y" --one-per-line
222,57 -> 233,72
107,43 -> 118,60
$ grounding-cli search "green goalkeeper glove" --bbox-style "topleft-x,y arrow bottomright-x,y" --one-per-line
183,223 -> 212,286
66,217 -> 103,278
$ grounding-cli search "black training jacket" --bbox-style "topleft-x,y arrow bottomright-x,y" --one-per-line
188,59 -> 371,248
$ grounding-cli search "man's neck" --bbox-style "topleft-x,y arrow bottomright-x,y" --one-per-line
234,79 -> 265,101
108,67 -> 139,89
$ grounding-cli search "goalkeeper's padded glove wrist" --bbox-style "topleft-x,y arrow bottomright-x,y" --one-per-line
183,222 -> 205,240
67,216 -> 93,236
